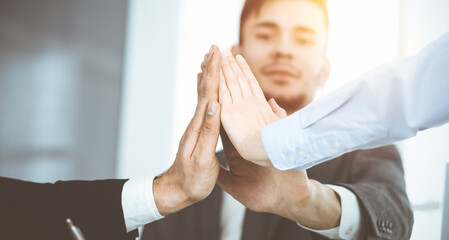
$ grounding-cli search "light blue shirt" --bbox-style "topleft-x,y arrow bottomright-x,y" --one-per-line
262,31 -> 449,170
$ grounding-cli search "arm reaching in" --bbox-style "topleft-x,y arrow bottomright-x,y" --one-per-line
261,31 -> 449,170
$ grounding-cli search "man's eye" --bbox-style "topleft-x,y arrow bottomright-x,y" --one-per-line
295,37 -> 314,46
256,33 -> 271,41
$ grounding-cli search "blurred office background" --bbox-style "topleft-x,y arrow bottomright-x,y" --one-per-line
0,0 -> 448,239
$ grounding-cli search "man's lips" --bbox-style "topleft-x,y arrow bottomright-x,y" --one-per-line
264,70 -> 297,78
261,65 -> 301,81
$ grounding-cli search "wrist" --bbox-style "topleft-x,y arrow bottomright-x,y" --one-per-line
243,131 -> 270,166
298,180 -> 342,229
280,180 -> 341,230
152,170 -> 191,216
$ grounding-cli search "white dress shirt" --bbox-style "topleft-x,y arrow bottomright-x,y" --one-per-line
121,177 -> 362,240
261,31 -> 449,170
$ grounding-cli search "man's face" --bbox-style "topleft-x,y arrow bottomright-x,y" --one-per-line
238,0 -> 329,112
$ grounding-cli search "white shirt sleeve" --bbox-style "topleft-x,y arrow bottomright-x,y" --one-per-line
297,185 -> 362,240
261,31 -> 449,170
121,177 -> 164,232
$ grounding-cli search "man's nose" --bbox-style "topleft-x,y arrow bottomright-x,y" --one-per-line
271,34 -> 294,60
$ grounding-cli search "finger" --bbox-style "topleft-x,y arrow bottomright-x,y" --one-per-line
191,101 -> 221,160
268,98 -> 287,118
223,49 -> 252,98
180,51 -> 217,155
178,102 -> 207,156
199,45 -> 222,101
199,46 -> 214,87
182,71 -> 214,151
235,54 -> 265,100
201,46 -> 213,73
219,70 -> 232,105
201,53 -> 210,72
217,165 -> 235,196
197,72 -> 203,98
221,49 -> 243,102
185,45 -> 219,148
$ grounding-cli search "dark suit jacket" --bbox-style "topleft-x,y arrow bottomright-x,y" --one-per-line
142,145 -> 413,240
0,177 -> 138,240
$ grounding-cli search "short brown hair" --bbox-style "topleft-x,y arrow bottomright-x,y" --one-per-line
239,0 -> 329,44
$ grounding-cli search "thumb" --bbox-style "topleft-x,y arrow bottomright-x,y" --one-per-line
268,98 -> 287,118
193,101 -> 221,161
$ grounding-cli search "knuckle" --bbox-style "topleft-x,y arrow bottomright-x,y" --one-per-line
202,119 -> 218,134
201,61 -> 206,70
206,67 -> 217,79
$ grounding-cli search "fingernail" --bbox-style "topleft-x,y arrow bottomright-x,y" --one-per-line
207,102 -> 217,115
236,54 -> 245,62
209,45 -> 214,53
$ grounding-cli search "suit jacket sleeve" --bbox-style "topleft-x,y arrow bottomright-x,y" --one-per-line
0,177 -> 138,240
336,146 -> 413,240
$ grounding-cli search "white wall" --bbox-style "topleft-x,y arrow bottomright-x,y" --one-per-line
117,0 -> 180,178
325,0 -> 400,93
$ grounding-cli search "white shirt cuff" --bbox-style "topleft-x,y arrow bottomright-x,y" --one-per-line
121,176 -> 164,232
297,185 -> 362,239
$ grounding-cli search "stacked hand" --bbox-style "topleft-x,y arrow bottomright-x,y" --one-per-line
153,46 -> 222,215
218,50 -> 281,166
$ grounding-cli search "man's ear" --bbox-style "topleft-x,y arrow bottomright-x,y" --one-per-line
318,57 -> 331,87
231,45 -> 240,56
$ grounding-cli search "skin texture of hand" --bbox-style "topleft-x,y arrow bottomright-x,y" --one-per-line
219,49 -> 279,166
218,103 -> 342,230
153,46 -> 222,216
